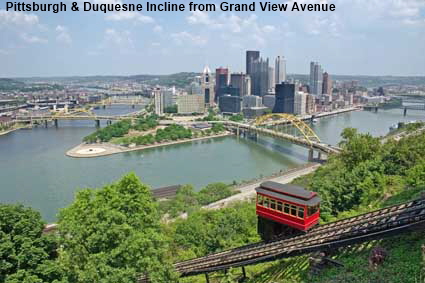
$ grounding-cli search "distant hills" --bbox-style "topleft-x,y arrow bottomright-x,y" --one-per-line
2,73 -> 425,89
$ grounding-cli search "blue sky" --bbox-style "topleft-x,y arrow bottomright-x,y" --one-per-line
1,0 -> 424,77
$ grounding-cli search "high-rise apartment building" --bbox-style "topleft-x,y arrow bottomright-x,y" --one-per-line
153,88 -> 163,115
177,95 -> 205,114
275,56 -> 286,84
309,62 -> 323,95
306,93 -> 315,114
273,82 -> 295,114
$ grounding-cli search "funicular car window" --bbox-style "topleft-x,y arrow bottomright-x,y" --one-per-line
277,201 -> 283,212
290,205 -> 297,216
298,207 -> 305,218
308,204 -> 319,216
264,197 -> 269,208
257,195 -> 263,205
284,203 -> 290,214
270,199 -> 276,210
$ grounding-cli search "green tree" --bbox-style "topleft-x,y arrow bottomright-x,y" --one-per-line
0,204 -> 63,283
57,173 -> 177,283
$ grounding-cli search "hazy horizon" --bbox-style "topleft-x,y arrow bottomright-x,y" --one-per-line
1,0 -> 425,77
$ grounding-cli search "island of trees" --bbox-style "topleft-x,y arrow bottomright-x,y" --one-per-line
82,114 -> 227,147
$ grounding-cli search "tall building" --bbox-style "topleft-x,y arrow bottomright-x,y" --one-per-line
201,66 -> 215,106
246,50 -> 260,75
215,67 -> 229,102
251,57 -> 269,97
177,95 -> 205,114
153,88 -> 163,115
309,62 -> 323,95
230,73 -> 248,96
294,91 -> 307,116
245,75 -> 251,96
219,95 -> 242,114
268,66 -> 275,92
275,56 -> 286,84
273,82 -> 295,114
322,72 -> 332,95
162,89 -> 175,108
306,93 -> 315,114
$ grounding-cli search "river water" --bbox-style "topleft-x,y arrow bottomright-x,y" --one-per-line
0,105 -> 424,221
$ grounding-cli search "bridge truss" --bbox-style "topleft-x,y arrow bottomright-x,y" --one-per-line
253,114 -> 321,147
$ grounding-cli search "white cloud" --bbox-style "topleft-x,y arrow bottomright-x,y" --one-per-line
0,11 -> 39,27
171,31 -> 207,46
20,33 -> 47,44
185,12 -> 278,47
153,25 -> 163,33
103,28 -> 134,48
55,25 -> 72,44
105,11 -> 154,23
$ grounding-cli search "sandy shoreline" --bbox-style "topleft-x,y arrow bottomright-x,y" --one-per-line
66,132 -> 232,158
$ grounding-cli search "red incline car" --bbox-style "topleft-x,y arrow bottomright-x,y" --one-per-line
256,181 -> 320,241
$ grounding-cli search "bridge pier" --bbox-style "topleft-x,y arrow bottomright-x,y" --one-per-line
308,149 -> 314,162
44,120 -> 48,128
54,119 -> 58,128
375,107 -> 378,113
103,104 -> 106,109
403,107 -> 407,116
132,104 -> 135,109
95,119 -> 100,128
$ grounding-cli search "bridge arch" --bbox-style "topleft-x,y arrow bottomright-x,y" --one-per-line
253,113 -> 321,146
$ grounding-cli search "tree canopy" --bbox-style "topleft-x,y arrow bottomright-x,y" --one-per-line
57,173 -> 177,283
0,204 -> 63,283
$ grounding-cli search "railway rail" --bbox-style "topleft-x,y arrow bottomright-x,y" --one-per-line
138,196 -> 425,281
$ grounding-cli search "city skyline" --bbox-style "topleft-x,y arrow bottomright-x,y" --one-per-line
1,0 -> 425,77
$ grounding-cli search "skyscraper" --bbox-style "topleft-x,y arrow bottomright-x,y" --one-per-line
215,67 -> 229,102
230,73 -> 248,96
201,65 -> 215,106
268,66 -> 275,92
273,82 -> 295,114
246,50 -> 260,75
322,72 -> 332,95
251,57 -> 269,97
275,56 -> 286,84
309,62 -> 323,95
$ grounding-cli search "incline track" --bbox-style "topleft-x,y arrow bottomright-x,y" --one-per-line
138,197 -> 425,281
